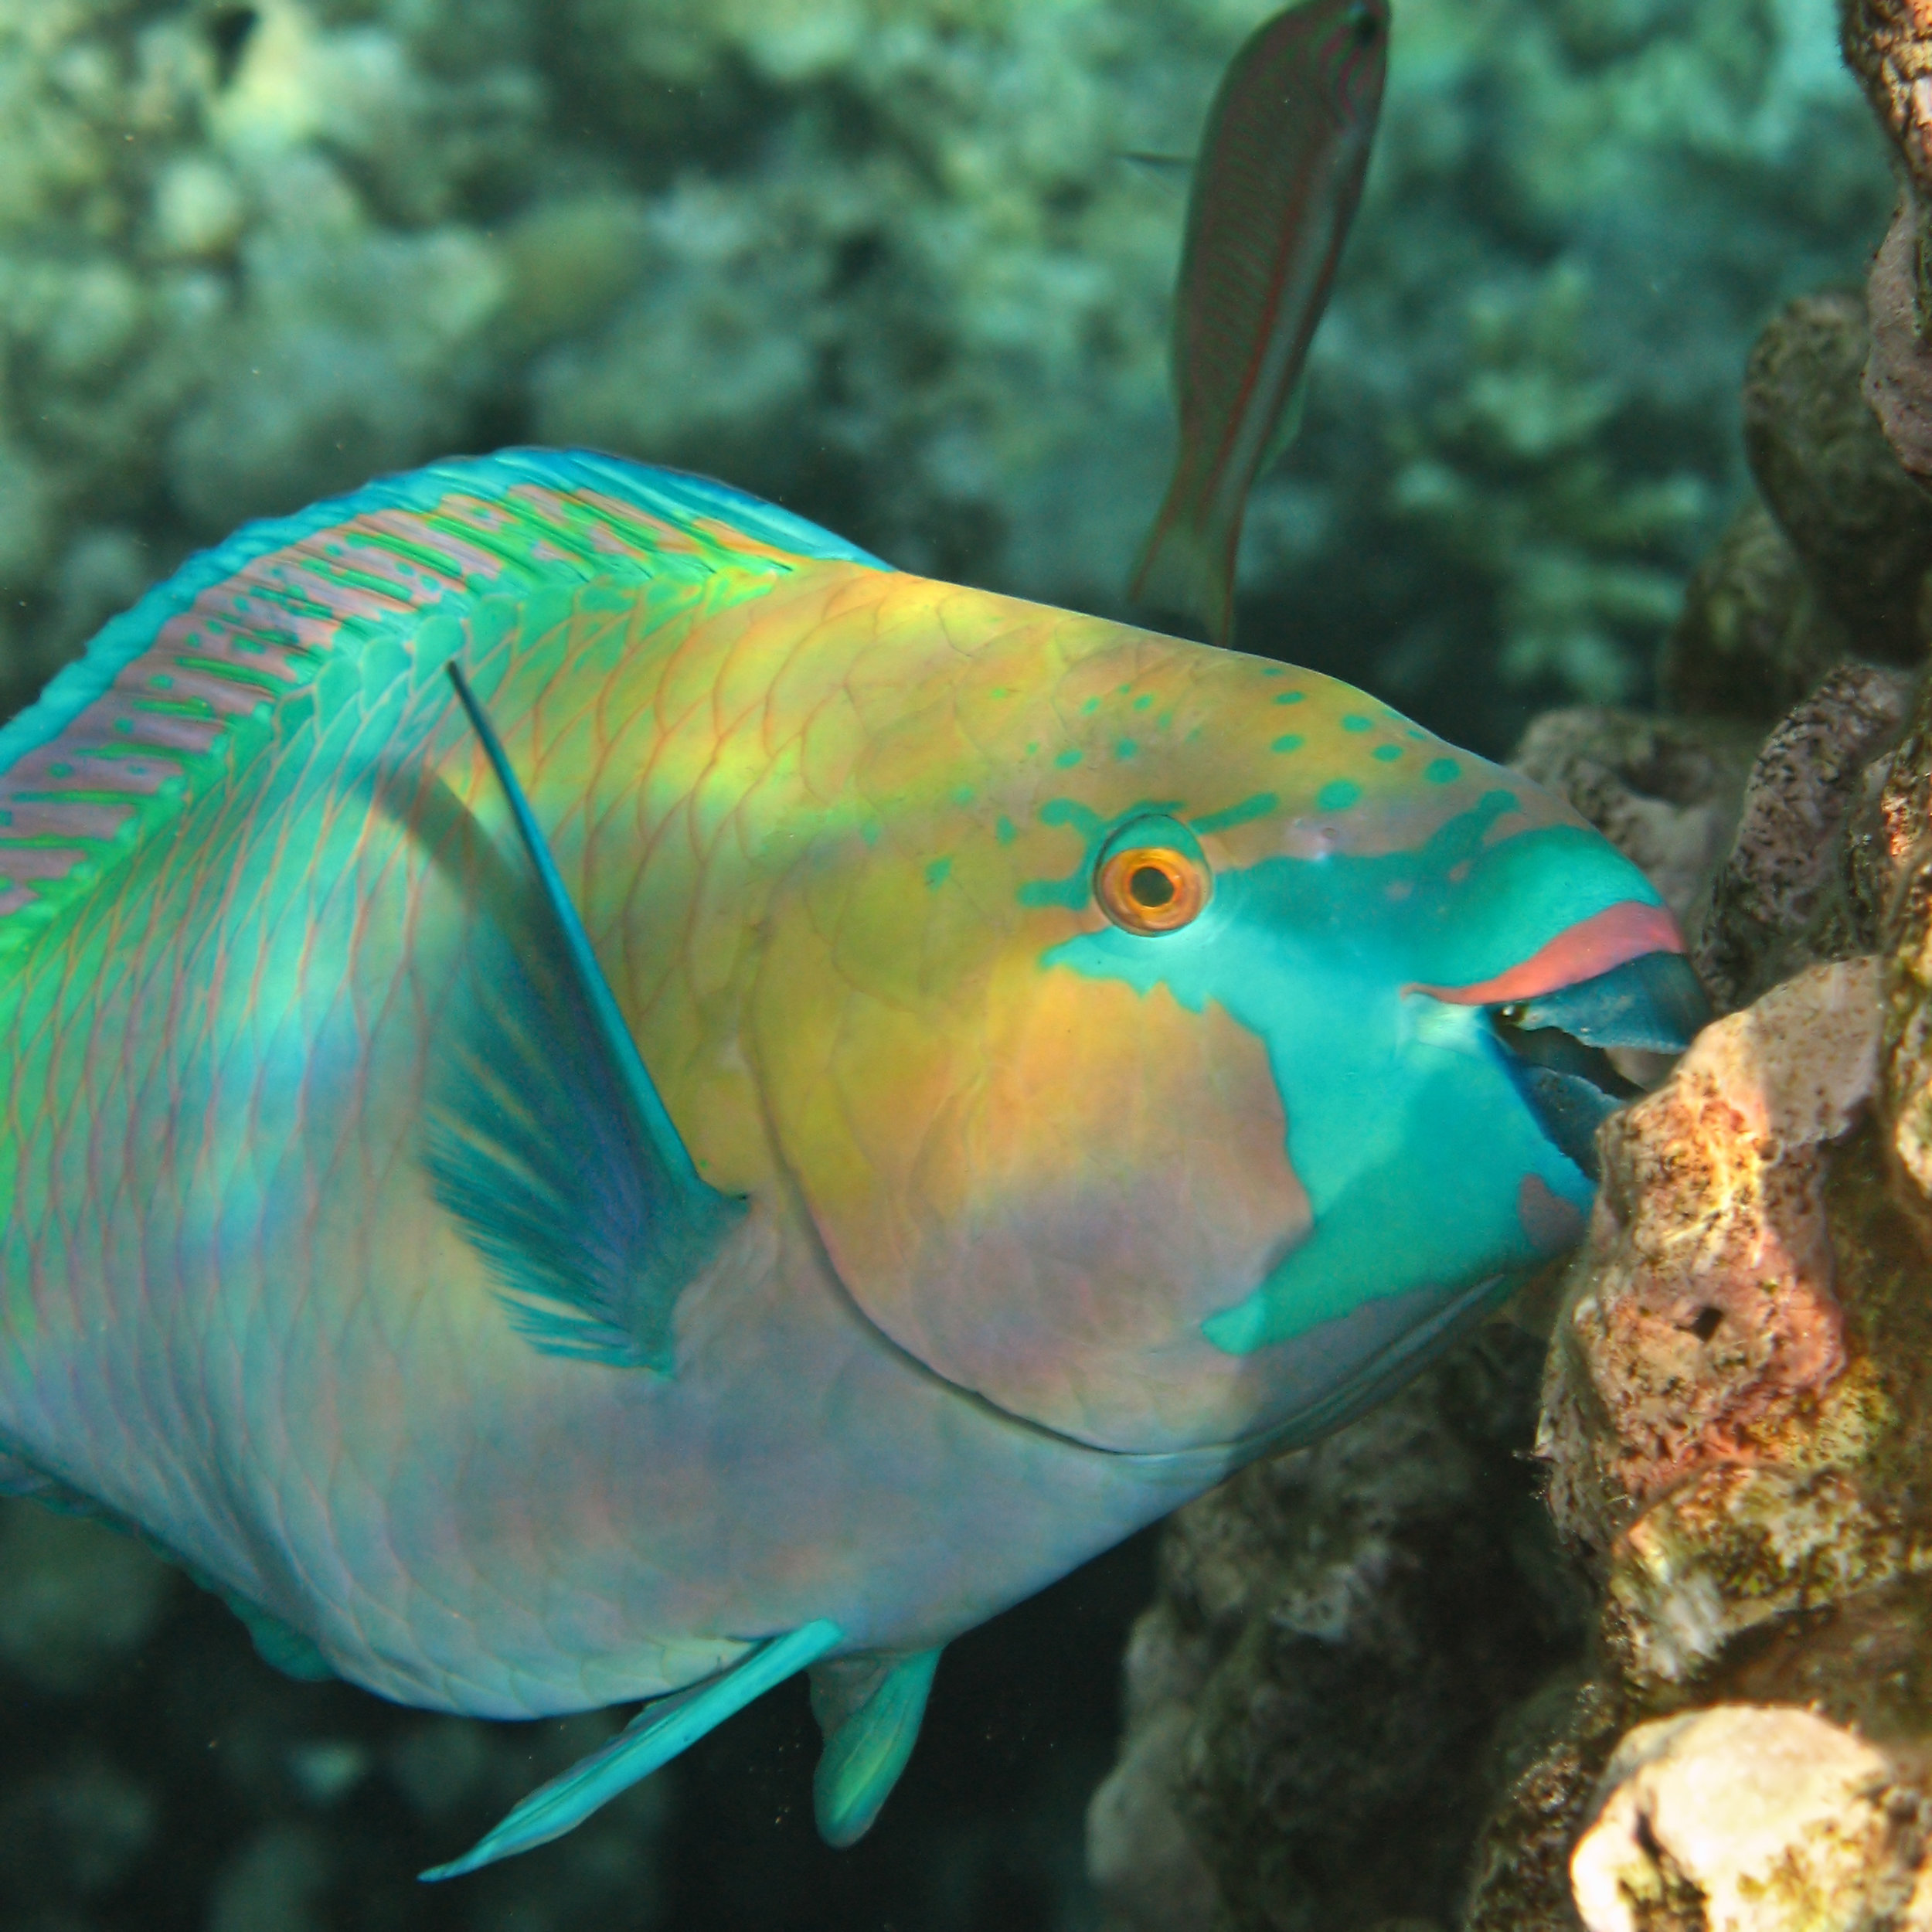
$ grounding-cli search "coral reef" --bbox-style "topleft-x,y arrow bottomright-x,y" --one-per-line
1087,1324 -> 1587,1932
0,0 -> 1894,747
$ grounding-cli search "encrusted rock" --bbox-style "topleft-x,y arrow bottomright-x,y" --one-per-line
1694,665 -> 1912,1011
1087,1331 -> 1585,1932
1569,1703 -> 1932,1932
1861,185 -> 1932,485
1539,958 -> 1879,1569
1881,664 -> 1932,1201
1842,0 -> 1932,196
1658,498 -> 1849,723
1742,290 -> 1932,659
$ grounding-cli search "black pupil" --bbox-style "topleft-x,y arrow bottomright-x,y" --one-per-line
1129,864 -> 1176,909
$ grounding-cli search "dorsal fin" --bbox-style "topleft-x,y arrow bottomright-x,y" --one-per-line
0,449 -> 887,958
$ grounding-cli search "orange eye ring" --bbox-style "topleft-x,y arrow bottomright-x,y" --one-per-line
1095,845 -> 1209,935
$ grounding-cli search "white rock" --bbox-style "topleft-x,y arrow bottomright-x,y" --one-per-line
1571,1702 -> 1927,1932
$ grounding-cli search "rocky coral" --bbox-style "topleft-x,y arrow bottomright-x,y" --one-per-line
1658,497 -> 1849,722
1087,1325 -> 1588,1932
1694,664 -> 1912,1009
0,0 -> 1895,747
1570,1704 -> 1932,1932
1743,289 -> 1932,659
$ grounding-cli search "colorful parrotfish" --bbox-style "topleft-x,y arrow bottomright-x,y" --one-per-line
1132,0 -> 1389,646
0,448 -> 1700,1879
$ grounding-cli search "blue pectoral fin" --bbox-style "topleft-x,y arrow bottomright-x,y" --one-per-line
425,662 -> 747,1372
420,1621 -> 845,1883
808,1648 -> 943,1848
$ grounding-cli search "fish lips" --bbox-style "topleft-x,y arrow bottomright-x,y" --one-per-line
1485,950 -> 1711,1180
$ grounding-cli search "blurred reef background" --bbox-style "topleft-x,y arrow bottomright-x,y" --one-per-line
0,0 -> 1896,748
0,0 -> 1915,1928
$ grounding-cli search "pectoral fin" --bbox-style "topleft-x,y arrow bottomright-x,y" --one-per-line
425,662 -> 747,1372
420,1620 -> 845,1882
808,1647 -> 943,1848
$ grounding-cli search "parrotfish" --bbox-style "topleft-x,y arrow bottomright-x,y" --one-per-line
0,447 -> 1699,1879
1131,0 -> 1389,647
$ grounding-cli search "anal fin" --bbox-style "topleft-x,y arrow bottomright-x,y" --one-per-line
420,1620 -> 844,1882
808,1647 -> 943,1848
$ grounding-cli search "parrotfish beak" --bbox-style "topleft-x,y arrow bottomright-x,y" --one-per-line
1485,950 -> 1711,1179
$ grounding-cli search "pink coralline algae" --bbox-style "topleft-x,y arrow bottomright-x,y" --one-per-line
1538,959 -> 1876,1565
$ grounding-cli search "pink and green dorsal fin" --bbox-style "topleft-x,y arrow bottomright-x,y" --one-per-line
0,447 -> 889,957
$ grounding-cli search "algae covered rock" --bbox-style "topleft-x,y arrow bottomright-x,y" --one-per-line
1743,289 -> 1932,661
1660,497 -> 1849,723
1087,1325 -> 1590,1932
1693,665 -> 1912,1010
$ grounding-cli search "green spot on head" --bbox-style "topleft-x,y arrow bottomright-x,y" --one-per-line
46,764 -> 70,778
1342,715 -> 1371,733
1026,742 -> 1040,757
1055,747 -> 1084,769
1116,740 -> 1138,760
1190,792 -> 1278,836
1261,665 -> 1283,677
1406,728 -> 1427,741
1372,744 -> 1401,762
861,818 -> 882,846
1081,696 -> 1100,715
1426,759 -> 1461,784
150,674 -> 173,690
995,815 -> 1018,845
991,687 -> 1010,699
1275,691 -> 1305,706
1117,682 -> 1131,693
1272,733 -> 1304,753
951,785 -> 976,807
1133,693 -> 1154,712
1318,779 -> 1362,811
925,855 -> 954,888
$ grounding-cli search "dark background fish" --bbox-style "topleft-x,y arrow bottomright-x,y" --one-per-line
1132,0 -> 1390,648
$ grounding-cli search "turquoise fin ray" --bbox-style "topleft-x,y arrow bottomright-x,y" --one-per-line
808,1647 -> 943,1849
420,1620 -> 845,1882
423,663 -> 746,1371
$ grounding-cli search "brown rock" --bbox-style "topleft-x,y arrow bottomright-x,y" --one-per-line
1862,185 -> 1932,483
1842,0 -> 1932,196
1743,289 -> 1932,658
1694,664 -> 1912,1011
1659,498 -> 1849,723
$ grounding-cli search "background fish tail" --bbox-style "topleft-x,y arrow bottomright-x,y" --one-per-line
1128,486 -> 1240,647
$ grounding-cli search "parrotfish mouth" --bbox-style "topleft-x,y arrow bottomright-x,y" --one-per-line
1483,949 -> 1711,1179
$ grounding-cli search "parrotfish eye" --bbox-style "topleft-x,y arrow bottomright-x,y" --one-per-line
1346,2 -> 1379,41
1096,845 -> 1209,935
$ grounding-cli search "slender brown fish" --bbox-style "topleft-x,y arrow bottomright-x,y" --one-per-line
1131,0 -> 1389,647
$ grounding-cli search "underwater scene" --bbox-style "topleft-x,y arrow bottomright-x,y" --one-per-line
1,0 -> 1930,1927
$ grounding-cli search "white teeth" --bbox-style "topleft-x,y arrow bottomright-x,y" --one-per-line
1398,992 -> 1487,1058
